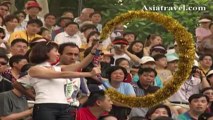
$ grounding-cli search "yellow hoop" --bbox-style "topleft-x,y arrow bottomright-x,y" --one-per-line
100,10 -> 195,107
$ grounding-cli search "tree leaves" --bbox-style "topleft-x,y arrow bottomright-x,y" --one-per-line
84,0 -> 212,44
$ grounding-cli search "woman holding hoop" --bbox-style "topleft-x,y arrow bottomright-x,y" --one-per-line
28,41 -> 100,120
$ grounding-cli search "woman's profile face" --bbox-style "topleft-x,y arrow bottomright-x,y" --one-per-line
47,48 -> 59,63
110,69 -> 125,82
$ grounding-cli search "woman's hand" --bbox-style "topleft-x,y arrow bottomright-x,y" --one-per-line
90,67 -> 101,77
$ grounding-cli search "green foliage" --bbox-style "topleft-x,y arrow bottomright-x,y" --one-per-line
84,0 -> 213,45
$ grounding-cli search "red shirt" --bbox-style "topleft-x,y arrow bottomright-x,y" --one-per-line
123,73 -> 132,83
76,107 -> 97,120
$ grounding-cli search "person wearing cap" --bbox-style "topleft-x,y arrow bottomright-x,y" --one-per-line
111,37 -> 130,64
129,67 -> 160,118
8,19 -> 42,45
18,0 -> 43,31
197,22 -> 213,56
195,15 -> 212,42
150,44 -> 167,57
166,54 -> 179,74
133,56 -> 163,88
140,56 -> 156,69
54,21 -> 82,47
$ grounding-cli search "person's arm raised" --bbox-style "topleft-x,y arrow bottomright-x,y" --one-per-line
121,45 -> 141,63
61,43 -> 102,71
29,66 -> 101,79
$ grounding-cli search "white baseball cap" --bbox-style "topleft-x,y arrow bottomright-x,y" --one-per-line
198,18 -> 211,23
140,56 -> 155,64
206,70 -> 213,77
194,60 -> 199,67
166,54 -> 179,62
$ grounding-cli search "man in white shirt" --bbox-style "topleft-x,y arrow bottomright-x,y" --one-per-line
54,22 -> 82,47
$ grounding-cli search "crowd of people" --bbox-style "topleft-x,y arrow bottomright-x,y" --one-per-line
0,0 -> 213,120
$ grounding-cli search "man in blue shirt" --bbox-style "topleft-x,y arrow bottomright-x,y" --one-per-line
177,94 -> 209,120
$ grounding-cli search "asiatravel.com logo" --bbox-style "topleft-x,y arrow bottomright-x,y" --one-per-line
142,5 -> 206,11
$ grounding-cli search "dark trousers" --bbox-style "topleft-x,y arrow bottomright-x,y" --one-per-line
33,103 -> 74,120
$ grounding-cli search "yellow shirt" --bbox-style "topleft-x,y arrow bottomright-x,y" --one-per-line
8,30 -> 42,45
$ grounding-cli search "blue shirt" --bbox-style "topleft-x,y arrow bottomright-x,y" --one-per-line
104,80 -> 135,95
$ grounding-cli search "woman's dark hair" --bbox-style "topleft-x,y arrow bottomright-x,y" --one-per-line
106,66 -> 128,82
145,104 -> 172,120
29,42 -> 58,64
86,31 -> 100,43
115,58 -> 130,66
127,41 -> 144,58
